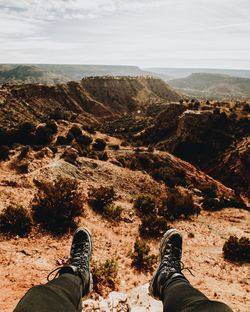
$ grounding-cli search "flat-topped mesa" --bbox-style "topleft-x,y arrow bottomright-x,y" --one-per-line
81,76 -> 181,112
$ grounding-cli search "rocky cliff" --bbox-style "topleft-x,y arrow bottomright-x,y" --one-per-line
0,77 -> 180,130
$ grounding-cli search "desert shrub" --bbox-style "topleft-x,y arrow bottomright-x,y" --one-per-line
18,121 -> 36,135
56,135 -> 68,145
152,167 -> 186,187
131,238 -> 157,272
243,103 -> 250,113
0,206 -> 32,237
31,177 -> 83,235
18,145 -> 30,159
15,160 -> 29,173
164,187 -> 199,219
88,186 -> 120,220
92,258 -> 119,294
76,134 -> 93,146
46,120 -> 58,134
109,144 -> 120,150
0,145 -> 10,161
134,194 -> 157,217
88,186 -> 115,213
103,204 -> 122,221
35,125 -> 53,145
147,145 -> 154,152
92,138 -> 107,151
139,215 -> 168,238
203,197 -> 222,211
200,183 -> 217,197
223,236 -> 250,263
61,147 -> 79,164
98,151 -> 108,161
68,125 -> 82,138
82,125 -> 96,134
121,141 -> 129,147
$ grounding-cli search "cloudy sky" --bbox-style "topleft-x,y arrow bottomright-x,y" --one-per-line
0,0 -> 250,68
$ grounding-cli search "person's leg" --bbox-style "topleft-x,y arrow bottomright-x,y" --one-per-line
149,229 -> 233,312
13,227 -> 93,312
162,275 -> 232,312
13,273 -> 82,312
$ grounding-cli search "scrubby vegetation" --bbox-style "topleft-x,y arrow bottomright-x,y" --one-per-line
0,145 -> 10,161
134,194 -> 157,216
139,215 -> 169,238
32,177 -> 83,235
223,236 -> 250,263
131,238 -> 157,272
92,138 -> 107,151
88,186 -> 121,220
163,187 -> 200,219
133,193 -> 168,238
92,258 -> 119,294
0,206 -> 32,237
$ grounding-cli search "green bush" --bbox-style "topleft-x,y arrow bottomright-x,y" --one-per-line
164,187 -> 199,219
139,215 -> 168,238
223,236 -> 250,263
32,177 -> 83,235
92,138 -> 107,151
134,194 -> 157,217
0,206 -> 32,237
92,258 -> 118,294
0,145 -> 10,161
131,238 -> 157,272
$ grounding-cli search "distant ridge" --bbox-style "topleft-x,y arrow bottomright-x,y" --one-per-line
168,72 -> 250,99
145,67 -> 250,80
0,64 -> 156,85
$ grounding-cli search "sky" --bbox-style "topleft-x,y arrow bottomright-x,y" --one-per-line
0,0 -> 250,69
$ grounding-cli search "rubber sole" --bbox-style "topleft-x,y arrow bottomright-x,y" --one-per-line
148,228 -> 182,300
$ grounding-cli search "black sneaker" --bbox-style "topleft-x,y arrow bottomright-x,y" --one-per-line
59,227 -> 93,296
149,228 -> 184,300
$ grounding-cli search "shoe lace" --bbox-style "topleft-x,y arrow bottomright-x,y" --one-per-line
70,241 -> 90,271
161,244 -> 195,277
47,267 -> 63,281
47,241 -> 90,282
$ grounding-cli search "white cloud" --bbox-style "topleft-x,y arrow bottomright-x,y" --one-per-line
0,0 -> 250,68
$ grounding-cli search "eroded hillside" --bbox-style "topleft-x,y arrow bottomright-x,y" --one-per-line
0,76 -> 179,130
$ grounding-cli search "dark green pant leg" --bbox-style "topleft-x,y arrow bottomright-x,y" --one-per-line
13,274 -> 82,312
162,276 -> 233,312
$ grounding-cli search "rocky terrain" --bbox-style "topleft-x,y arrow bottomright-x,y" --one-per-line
0,76 -> 249,311
0,76 -> 179,130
